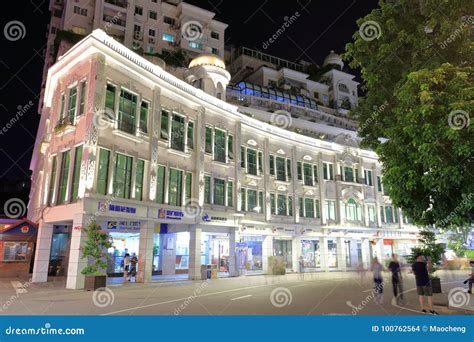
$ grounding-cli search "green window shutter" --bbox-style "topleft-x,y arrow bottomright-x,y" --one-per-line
258,191 -> 264,213
315,199 -> 321,218
214,129 -> 226,162
48,156 -> 57,205
258,151 -> 263,174
276,157 -> 286,181
227,134 -> 233,160
299,197 -> 304,217
155,165 -> 165,204
170,114 -> 185,151
247,189 -> 257,211
286,159 -> 292,179
160,110 -> 169,140
135,160 -> 145,201
139,101 -> 148,134
70,145 -> 83,202
213,178 -> 225,205
97,149 -> 110,195
113,153 -> 133,199
57,151 -> 70,205
185,172 -> 192,202
247,149 -> 257,175
288,196 -> 293,216
168,169 -> 183,206
303,163 -> 313,186
313,165 -> 318,183
304,198 -> 314,218
297,161 -> 302,180
187,121 -> 194,150
277,194 -> 287,215
240,146 -> 245,168
204,176 -> 211,204
269,155 -> 275,175
380,206 -> 385,223
118,90 -> 137,134
105,84 -> 115,111
227,181 -> 233,207
79,82 -> 86,115
68,86 -> 77,123
205,127 -> 213,153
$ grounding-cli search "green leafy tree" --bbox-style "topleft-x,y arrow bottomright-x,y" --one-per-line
407,229 -> 445,276
81,222 -> 113,276
345,0 -> 474,228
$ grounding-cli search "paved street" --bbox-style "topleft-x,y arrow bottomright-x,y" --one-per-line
0,270 -> 472,316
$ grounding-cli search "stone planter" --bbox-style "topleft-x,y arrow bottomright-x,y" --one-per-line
84,275 -> 107,291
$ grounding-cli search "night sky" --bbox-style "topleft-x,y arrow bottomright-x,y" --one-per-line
0,0 -> 379,180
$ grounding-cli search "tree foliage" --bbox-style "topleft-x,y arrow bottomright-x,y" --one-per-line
407,228 -> 445,276
344,0 -> 474,227
81,222 -> 113,276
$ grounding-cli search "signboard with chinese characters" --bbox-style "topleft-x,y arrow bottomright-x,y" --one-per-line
100,220 -> 142,233
158,208 -> 184,220
98,201 -> 137,214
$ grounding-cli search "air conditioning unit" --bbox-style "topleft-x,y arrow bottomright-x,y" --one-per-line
149,38 -> 155,44
133,31 -> 143,40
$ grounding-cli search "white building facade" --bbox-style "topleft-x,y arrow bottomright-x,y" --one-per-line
28,30 -> 419,289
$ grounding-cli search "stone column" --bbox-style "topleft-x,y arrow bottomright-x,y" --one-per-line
136,221 -> 154,283
66,214 -> 91,289
161,233 -> 176,275
337,237 -> 346,271
32,221 -> 54,283
320,236 -> 329,272
361,238 -> 371,269
292,237 -> 300,273
188,225 -> 202,280
228,228 -> 238,277
374,238 -> 385,263
262,235 -> 273,274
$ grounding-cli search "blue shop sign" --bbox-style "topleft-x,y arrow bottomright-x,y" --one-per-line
98,201 -> 137,214
158,208 -> 184,220
104,220 -> 141,232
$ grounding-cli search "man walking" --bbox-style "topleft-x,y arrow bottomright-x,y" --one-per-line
411,254 -> 438,315
388,254 -> 403,304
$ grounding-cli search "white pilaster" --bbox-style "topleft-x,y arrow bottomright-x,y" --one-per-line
228,228 -> 238,277
66,214 -> 91,289
188,225 -> 202,280
337,237 -> 346,271
137,221 -> 154,283
32,221 -> 54,283
262,235 -> 273,274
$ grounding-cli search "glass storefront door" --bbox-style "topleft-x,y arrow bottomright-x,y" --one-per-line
107,232 -> 140,275
273,239 -> 293,269
327,239 -> 338,268
49,230 -> 70,276
237,236 -> 264,271
301,239 -> 320,269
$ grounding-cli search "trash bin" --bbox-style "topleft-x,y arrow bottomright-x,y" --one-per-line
211,270 -> 218,279
207,269 -> 212,279
200,265 -> 208,279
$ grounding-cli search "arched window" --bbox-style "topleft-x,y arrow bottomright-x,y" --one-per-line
345,198 -> 361,221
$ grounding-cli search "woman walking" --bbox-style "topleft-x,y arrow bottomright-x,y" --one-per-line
370,257 -> 384,304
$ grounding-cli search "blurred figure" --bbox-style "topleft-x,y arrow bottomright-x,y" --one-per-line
123,253 -> 130,283
129,253 -> 138,282
370,257 -> 384,304
463,260 -> 474,293
388,254 -> 404,305
298,256 -> 305,280
411,254 -> 438,315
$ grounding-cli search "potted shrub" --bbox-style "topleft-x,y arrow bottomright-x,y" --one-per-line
268,256 -> 286,275
80,222 -> 113,291
408,229 -> 445,293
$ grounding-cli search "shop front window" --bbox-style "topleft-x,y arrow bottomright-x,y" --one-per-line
300,240 -> 320,268
237,236 -> 263,271
3,242 -> 28,261
327,239 -> 338,268
273,239 -> 292,269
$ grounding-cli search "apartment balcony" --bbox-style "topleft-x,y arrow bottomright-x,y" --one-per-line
104,0 -> 128,9
53,116 -> 75,136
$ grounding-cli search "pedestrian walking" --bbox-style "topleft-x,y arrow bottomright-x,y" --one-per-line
299,256 -> 305,280
370,257 -> 384,304
123,253 -> 130,283
463,260 -> 474,294
411,254 -> 438,315
130,253 -> 138,282
388,254 -> 404,305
